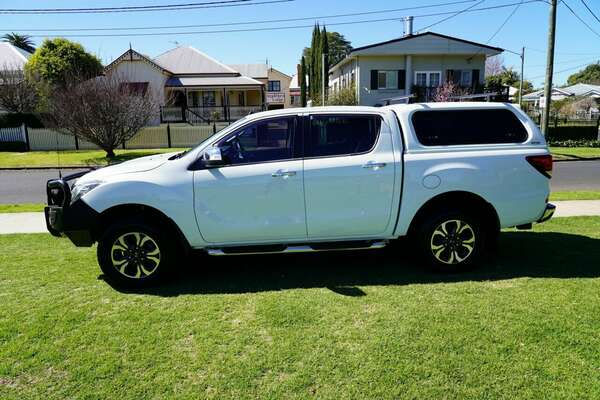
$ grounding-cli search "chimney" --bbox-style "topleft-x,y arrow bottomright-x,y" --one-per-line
404,16 -> 413,36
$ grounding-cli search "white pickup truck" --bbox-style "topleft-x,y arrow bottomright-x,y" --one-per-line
45,102 -> 554,287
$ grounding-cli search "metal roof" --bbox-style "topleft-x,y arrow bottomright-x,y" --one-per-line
154,46 -> 237,75
0,43 -> 31,70
165,75 -> 263,87
228,64 -> 268,79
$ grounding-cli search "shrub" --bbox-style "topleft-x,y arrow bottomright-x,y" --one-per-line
546,125 -> 599,141
0,113 -> 44,128
547,139 -> 600,148
0,141 -> 28,152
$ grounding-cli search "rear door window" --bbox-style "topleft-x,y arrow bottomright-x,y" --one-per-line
411,109 -> 528,146
306,115 -> 381,157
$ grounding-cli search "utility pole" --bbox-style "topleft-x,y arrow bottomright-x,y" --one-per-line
518,46 -> 525,107
541,0 -> 557,136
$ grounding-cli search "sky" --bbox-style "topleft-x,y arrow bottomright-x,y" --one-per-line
1,0 -> 598,88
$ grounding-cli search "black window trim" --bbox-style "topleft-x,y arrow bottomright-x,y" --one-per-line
197,115 -> 303,169
409,108 -> 531,148
303,113 -> 384,160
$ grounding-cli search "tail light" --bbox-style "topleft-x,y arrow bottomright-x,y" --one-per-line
526,154 -> 553,178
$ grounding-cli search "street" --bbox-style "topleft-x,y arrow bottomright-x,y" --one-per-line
1,161 -> 599,204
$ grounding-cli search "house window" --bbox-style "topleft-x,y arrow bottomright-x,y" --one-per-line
460,70 -> 472,86
238,92 -> 245,106
415,71 -> 442,87
202,91 -> 216,107
268,80 -> 281,92
377,71 -> 398,90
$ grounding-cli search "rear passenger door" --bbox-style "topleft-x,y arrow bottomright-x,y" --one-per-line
303,114 -> 396,239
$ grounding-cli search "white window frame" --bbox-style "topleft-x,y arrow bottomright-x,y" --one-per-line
414,71 -> 442,87
377,70 -> 398,90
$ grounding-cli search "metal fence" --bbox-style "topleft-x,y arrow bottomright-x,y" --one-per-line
0,123 -> 229,151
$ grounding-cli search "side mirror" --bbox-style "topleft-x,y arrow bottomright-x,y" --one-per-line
202,147 -> 226,168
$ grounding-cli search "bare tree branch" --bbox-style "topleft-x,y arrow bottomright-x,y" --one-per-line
0,63 -> 38,113
47,74 -> 158,158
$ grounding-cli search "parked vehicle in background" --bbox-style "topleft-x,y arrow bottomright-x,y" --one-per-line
44,102 -> 554,287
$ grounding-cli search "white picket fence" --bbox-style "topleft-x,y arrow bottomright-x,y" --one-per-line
0,123 -> 226,151
0,125 -> 26,143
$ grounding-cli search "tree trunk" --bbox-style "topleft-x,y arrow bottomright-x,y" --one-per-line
105,148 -> 116,158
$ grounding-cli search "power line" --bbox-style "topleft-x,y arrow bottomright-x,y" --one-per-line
561,0 -> 600,39
580,0 -> 600,24
416,0 -> 486,32
529,58 -> 599,80
21,0 -> 543,38
8,0 -> 480,32
485,0 -> 522,43
526,46 -> 600,56
0,0 -> 292,14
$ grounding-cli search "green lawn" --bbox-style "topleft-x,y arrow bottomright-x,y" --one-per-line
550,146 -> 600,161
2,217 -> 600,399
550,190 -> 600,201
0,203 -> 45,213
0,148 -> 186,168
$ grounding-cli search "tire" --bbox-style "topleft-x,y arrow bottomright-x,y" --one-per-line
414,209 -> 487,273
97,218 -> 177,288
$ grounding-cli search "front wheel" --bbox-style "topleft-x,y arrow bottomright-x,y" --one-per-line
415,210 -> 487,272
97,219 -> 176,287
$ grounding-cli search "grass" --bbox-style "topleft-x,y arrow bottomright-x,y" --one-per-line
0,148 -> 187,168
2,217 -> 600,399
0,203 -> 45,213
549,146 -> 600,161
550,190 -> 600,201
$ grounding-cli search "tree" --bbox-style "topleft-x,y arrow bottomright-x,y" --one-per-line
25,38 -> 103,87
309,24 -> 322,99
302,31 -> 352,67
321,26 -> 329,102
432,81 -> 469,102
327,84 -> 357,105
2,33 -> 35,53
47,75 -> 158,158
567,62 -> 600,85
0,66 -> 38,113
300,56 -> 307,107
485,55 -> 504,76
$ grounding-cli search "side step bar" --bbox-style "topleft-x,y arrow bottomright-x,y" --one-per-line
206,240 -> 387,256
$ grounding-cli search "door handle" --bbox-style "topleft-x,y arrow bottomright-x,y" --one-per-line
362,161 -> 386,169
272,170 -> 296,178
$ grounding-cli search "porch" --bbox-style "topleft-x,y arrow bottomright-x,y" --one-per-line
162,79 -> 265,123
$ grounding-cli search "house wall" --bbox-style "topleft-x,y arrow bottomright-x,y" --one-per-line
106,60 -> 169,106
336,54 -> 487,106
267,68 -> 292,108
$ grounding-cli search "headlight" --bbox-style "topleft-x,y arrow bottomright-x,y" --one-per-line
71,180 -> 104,204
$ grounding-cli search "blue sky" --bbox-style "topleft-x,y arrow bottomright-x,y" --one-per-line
1,0 -> 597,87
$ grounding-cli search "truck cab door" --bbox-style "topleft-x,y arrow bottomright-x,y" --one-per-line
193,116 -> 306,244
302,113 -> 397,239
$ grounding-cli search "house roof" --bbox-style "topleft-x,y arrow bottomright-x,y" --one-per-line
331,31 -> 504,72
105,48 -> 172,74
523,83 -> 600,100
154,46 -> 237,75
165,75 -> 263,87
229,64 -> 268,79
0,42 -> 32,70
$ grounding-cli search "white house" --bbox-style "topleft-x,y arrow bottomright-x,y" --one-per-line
523,83 -> 600,108
105,46 -> 267,122
329,18 -> 503,106
0,42 -> 31,73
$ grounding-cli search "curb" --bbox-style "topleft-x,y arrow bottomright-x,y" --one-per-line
553,157 -> 600,162
0,166 -> 99,171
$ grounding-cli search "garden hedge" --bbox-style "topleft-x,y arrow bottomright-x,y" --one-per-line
546,125 -> 599,141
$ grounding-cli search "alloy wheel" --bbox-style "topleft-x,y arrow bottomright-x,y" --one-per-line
110,232 -> 161,279
430,219 -> 476,265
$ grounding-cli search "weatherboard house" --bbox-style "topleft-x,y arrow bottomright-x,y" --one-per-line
329,20 -> 505,105
105,45 -> 290,123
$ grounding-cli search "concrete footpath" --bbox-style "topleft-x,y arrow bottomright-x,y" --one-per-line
1,201 -> 600,235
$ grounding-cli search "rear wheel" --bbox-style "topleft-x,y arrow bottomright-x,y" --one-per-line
415,209 -> 487,272
97,219 -> 176,287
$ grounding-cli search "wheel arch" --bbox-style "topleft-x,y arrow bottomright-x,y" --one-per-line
92,203 -> 191,252
407,191 -> 500,239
